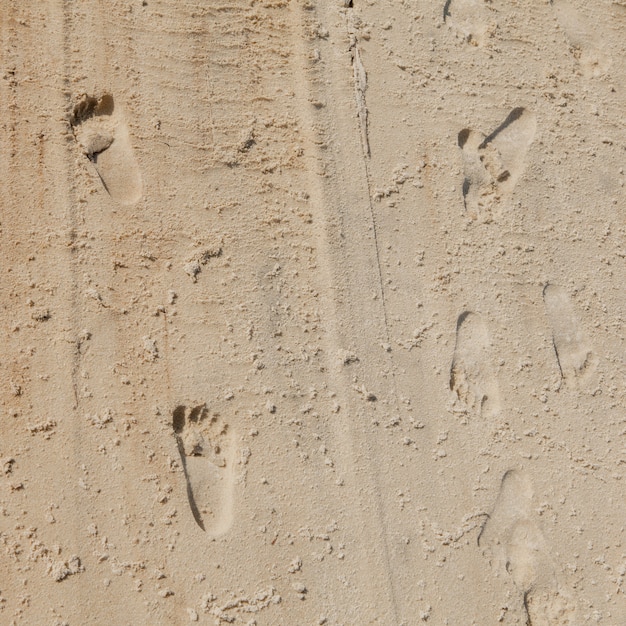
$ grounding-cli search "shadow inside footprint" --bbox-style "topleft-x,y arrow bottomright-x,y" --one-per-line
450,311 -> 501,418
173,406 -> 205,530
458,108 -> 536,221
70,93 -> 142,205
173,404 -> 236,535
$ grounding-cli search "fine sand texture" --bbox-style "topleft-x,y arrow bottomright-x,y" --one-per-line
1,1 -> 625,624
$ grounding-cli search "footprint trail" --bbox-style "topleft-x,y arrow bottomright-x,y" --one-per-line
70,93 -> 143,205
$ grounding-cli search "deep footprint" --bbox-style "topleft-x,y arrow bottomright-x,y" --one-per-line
70,93 -> 143,205
443,0 -> 495,47
173,404 -> 236,535
449,311 -> 500,417
479,470 -> 577,625
543,284 -> 596,387
458,107 -> 536,221
550,0 -> 611,79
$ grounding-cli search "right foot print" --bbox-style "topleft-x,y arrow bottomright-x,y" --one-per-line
443,0 -> 495,47
550,0 -> 612,79
543,284 -> 597,388
449,311 -> 501,418
458,107 -> 536,222
70,93 -> 143,205
479,470 -> 578,625
173,404 -> 236,535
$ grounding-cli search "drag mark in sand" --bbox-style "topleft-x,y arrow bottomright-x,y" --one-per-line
347,10 -> 370,158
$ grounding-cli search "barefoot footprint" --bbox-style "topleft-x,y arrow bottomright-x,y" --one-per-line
443,0 -> 495,47
70,93 -> 143,205
449,311 -> 501,418
550,0 -> 612,79
173,404 -> 236,535
479,470 -> 578,625
543,284 -> 597,388
458,107 -> 536,221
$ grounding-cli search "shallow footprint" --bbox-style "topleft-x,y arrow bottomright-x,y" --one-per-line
458,108 -> 536,221
550,0 -> 612,79
443,0 -> 495,47
543,284 -> 597,388
449,311 -> 501,418
479,470 -> 578,625
173,404 -> 236,535
70,93 -> 142,205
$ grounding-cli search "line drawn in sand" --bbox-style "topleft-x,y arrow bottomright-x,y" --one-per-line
543,284 -> 597,389
70,93 -> 143,205
173,404 -> 236,535
347,12 -> 370,157
479,470 -> 578,625
550,0 -> 612,79
458,107 -> 536,222
449,311 -> 501,418
443,0 -> 496,47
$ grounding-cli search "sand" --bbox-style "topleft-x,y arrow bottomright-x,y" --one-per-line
1,0 -> 625,624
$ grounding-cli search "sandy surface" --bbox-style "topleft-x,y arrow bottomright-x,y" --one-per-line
1,1 -> 625,624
